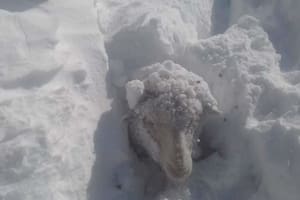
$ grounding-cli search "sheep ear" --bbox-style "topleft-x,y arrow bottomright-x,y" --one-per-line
126,80 -> 145,109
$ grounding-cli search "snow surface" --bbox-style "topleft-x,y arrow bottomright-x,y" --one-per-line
1,0 -> 300,200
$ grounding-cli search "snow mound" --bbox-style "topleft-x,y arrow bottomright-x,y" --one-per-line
178,15 -> 300,200
230,0 -> 300,70
0,0 -> 109,199
104,5 -> 197,70
183,16 -> 281,120
0,89 -> 94,199
0,10 -> 59,87
96,0 -> 212,39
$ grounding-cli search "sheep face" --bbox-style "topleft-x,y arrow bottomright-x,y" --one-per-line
135,93 -> 202,182
127,61 -> 221,182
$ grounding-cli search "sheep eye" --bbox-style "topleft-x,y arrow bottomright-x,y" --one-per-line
187,120 -> 194,128
143,117 -> 155,128
184,120 -> 194,134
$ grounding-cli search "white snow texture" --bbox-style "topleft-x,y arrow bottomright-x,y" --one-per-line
0,0 -> 300,200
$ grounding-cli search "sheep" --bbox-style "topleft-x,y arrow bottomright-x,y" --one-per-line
126,60 -> 220,182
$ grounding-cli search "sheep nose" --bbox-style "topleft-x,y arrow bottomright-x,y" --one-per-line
164,140 -> 193,181
165,160 -> 192,181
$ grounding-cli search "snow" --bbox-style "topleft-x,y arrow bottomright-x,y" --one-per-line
0,0 -> 109,199
0,0 -> 300,200
229,0 -> 300,70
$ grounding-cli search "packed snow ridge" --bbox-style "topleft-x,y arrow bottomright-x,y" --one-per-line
0,0 -> 300,200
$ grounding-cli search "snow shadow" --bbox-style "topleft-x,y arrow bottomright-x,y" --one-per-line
0,0 -> 46,12
87,81 -> 136,199
88,109 -> 118,200
262,8 -> 299,70
227,0 -> 300,70
87,69 -> 145,199
211,0 -> 231,35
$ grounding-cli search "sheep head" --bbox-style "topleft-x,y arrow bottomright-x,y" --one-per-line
126,61 -> 220,182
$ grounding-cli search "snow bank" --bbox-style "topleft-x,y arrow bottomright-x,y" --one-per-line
96,0 -> 214,80
183,16 -> 282,120
0,9 -> 58,88
96,0 -> 213,39
181,16 -> 300,200
230,0 -> 300,70
103,4 -> 197,70
0,0 -> 109,199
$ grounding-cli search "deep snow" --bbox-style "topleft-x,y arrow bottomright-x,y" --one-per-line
0,0 -> 300,200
